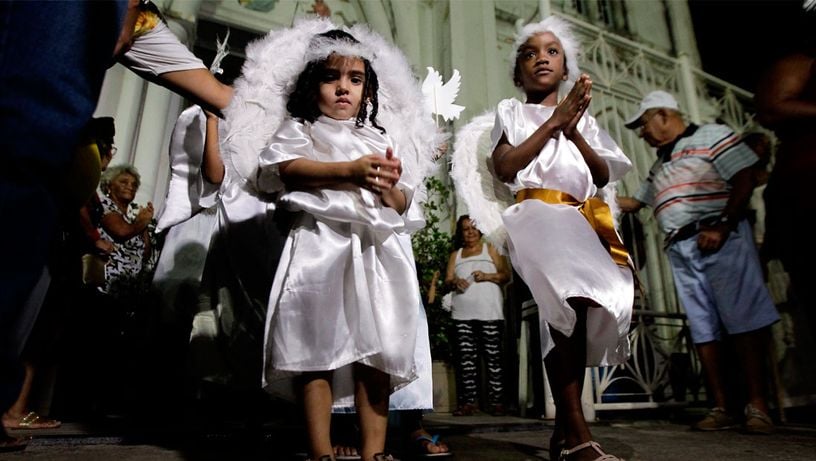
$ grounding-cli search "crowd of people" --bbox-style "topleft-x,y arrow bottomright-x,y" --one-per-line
2,2 -> 813,460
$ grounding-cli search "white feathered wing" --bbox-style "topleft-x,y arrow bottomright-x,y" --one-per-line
221,17 -> 442,202
450,111 -> 514,253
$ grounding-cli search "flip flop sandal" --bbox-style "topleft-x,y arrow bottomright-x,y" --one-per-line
413,434 -> 453,458
7,411 -> 61,430
559,441 -> 623,461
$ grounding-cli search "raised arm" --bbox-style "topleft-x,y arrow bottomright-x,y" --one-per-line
561,75 -> 609,186
201,110 -> 225,184
159,69 -> 234,116
101,203 -> 154,242
491,74 -> 608,185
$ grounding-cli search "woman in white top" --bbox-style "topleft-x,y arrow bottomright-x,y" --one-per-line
444,215 -> 510,416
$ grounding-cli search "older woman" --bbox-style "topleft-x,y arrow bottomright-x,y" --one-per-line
98,164 -> 156,297
445,215 -> 510,416
92,164 -> 157,415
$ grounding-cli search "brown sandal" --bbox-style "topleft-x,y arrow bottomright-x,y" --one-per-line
559,441 -> 623,461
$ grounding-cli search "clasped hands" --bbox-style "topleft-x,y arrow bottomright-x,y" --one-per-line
549,73 -> 592,140
352,147 -> 402,195
452,270 -> 493,293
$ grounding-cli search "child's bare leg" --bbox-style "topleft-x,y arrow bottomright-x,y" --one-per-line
544,299 -> 595,460
302,371 -> 335,460
354,363 -> 390,461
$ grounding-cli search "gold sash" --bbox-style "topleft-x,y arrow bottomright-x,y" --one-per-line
515,188 -> 630,267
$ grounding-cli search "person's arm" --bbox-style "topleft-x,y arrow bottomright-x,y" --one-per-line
617,196 -> 646,213
756,54 -> 816,128
101,203 -> 154,242
159,68 -> 234,115
697,167 -> 755,252
472,244 -> 511,285
277,149 -> 405,212
201,110 -> 225,184
79,205 -> 115,254
444,250 -> 470,293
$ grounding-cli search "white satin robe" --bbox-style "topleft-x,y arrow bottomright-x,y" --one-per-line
491,98 -> 634,366
259,116 -> 422,395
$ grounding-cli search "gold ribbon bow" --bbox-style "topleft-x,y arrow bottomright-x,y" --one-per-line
515,188 -> 630,267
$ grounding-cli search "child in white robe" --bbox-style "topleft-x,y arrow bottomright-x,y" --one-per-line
259,29 -> 421,461
490,17 -> 633,461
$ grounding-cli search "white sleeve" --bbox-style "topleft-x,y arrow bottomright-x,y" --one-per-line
256,118 -> 313,193
120,21 -> 206,76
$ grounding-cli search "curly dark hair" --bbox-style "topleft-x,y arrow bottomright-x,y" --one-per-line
286,30 -> 385,133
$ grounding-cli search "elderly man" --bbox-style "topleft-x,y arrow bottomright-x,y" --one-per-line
618,91 -> 779,434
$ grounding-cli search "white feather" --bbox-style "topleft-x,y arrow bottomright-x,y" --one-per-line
421,67 -> 465,122
449,111 -> 514,254
222,18 -> 444,203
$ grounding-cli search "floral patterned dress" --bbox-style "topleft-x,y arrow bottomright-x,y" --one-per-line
97,194 -> 157,299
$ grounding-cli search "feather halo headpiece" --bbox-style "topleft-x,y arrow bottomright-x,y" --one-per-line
512,16 -> 581,84
222,17 -> 442,202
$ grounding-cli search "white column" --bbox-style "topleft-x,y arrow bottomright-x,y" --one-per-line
678,54 -> 701,125
392,0 -> 421,66
359,0 -> 394,42
539,0 -> 552,19
95,65 -> 148,168
163,0 -> 204,23
449,0 -> 502,124
664,0 -> 702,67
130,82 -> 182,207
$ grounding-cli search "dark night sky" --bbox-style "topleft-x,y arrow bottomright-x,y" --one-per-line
688,0 -> 812,93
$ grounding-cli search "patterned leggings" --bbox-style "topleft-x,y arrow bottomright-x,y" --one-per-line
453,319 -> 504,406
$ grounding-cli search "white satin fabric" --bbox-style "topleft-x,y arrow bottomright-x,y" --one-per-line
491,98 -> 634,366
333,235 -> 433,413
491,98 -> 632,198
260,116 -> 420,395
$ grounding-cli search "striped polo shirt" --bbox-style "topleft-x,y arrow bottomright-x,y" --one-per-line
634,124 -> 758,236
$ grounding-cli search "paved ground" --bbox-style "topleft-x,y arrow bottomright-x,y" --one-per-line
3,410 -> 815,460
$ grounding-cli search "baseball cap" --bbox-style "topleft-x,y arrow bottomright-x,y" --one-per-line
624,90 -> 680,128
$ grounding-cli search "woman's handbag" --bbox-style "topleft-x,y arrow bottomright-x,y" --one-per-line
81,253 -> 107,287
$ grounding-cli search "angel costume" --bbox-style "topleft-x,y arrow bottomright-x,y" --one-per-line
260,116 -> 422,391
490,98 -> 634,366
215,19 -> 440,403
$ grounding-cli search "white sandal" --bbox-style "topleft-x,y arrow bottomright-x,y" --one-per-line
559,440 -> 623,461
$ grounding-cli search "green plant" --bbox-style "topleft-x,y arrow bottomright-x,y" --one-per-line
412,176 -> 455,362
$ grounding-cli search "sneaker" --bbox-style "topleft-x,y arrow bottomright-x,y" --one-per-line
693,407 -> 738,431
744,404 -> 775,434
